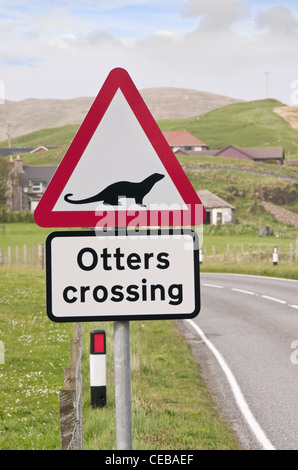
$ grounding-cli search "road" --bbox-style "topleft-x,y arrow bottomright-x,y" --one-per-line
180,273 -> 298,450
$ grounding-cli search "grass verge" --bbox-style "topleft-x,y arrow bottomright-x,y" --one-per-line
0,268 -> 241,450
82,320 -> 241,450
201,261 -> 298,280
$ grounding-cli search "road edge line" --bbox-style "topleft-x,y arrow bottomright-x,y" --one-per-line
186,319 -> 276,451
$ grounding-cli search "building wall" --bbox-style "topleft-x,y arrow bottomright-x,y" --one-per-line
208,207 -> 235,225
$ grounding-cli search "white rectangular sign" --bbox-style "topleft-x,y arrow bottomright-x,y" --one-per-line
46,229 -> 200,322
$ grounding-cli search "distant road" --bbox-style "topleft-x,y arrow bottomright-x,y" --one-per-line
183,165 -> 298,181
182,273 -> 298,450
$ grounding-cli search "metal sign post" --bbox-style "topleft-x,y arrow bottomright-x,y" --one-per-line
114,321 -> 133,450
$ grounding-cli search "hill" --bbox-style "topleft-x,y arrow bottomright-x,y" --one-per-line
1,97 -> 298,228
2,97 -> 298,167
2,97 -> 298,163
159,99 -> 298,159
274,106 -> 298,130
0,88 -> 241,141
140,87 -> 241,120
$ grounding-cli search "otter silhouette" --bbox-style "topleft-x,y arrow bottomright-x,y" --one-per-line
64,173 -> 165,207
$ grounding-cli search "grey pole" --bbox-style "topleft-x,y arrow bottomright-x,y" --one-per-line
114,321 -> 133,450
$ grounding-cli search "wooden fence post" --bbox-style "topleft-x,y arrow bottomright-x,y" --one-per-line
23,245 -> 27,268
72,323 -> 84,450
59,390 -> 77,450
59,323 -> 84,450
32,244 -> 36,268
8,246 -> 11,267
38,244 -> 44,269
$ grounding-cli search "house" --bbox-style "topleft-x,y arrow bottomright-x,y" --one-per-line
5,155 -> 57,212
162,130 -> 209,153
0,146 -> 54,157
30,146 -> 50,153
199,145 -> 285,164
197,190 -> 235,225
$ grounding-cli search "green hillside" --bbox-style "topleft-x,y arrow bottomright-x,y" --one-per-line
159,99 -> 298,159
1,97 -> 298,226
1,124 -> 79,165
2,98 -> 298,163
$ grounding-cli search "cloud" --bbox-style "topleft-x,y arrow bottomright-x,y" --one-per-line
181,0 -> 250,31
47,29 -> 120,49
2,57 -> 41,68
1,0 -> 298,106
255,5 -> 298,35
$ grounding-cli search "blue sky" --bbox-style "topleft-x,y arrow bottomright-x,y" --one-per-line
1,0 -> 298,105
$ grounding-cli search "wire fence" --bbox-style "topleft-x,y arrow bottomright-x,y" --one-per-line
201,241 -> 298,264
0,244 -> 45,269
0,241 -> 297,270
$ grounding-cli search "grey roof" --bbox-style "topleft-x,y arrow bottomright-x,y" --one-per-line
176,146 -> 284,160
197,190 -> 235,209
0,148 -> 36,157
240,146 -> 284,160
0,147 -> 56,157
18,165 -> 58,187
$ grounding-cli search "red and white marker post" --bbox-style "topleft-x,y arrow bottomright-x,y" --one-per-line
90,330 -> 107,408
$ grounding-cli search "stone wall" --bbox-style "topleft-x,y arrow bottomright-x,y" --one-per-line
261,201 -> 298,228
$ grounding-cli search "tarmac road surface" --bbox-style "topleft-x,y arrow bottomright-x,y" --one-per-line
180,272 -> 298,450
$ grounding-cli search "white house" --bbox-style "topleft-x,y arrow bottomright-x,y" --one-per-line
197,190 -> 235,225
162,130 -> 209,153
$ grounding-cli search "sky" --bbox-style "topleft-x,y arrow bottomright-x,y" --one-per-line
1,0 -> 298,105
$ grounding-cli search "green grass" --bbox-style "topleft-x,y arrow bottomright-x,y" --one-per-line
7,125 -> 78,151
0,268 -> 241,450
179,154 -> 298,180
0,223 -> 54,249
0,269 -> 73,449
82,320 -> 241,450
159,99 -> 298,159
0,124 -> 78,166
201,261 -> 298,280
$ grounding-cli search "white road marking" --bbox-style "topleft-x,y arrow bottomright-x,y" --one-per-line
202,277 -> 296,312
262,295 -> 287,304
232,288 -> 255,295
186,319 -> 276,451
202,283 -> 224,289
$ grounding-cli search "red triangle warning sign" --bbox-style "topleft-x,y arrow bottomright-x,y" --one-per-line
34,68 -> 206,228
